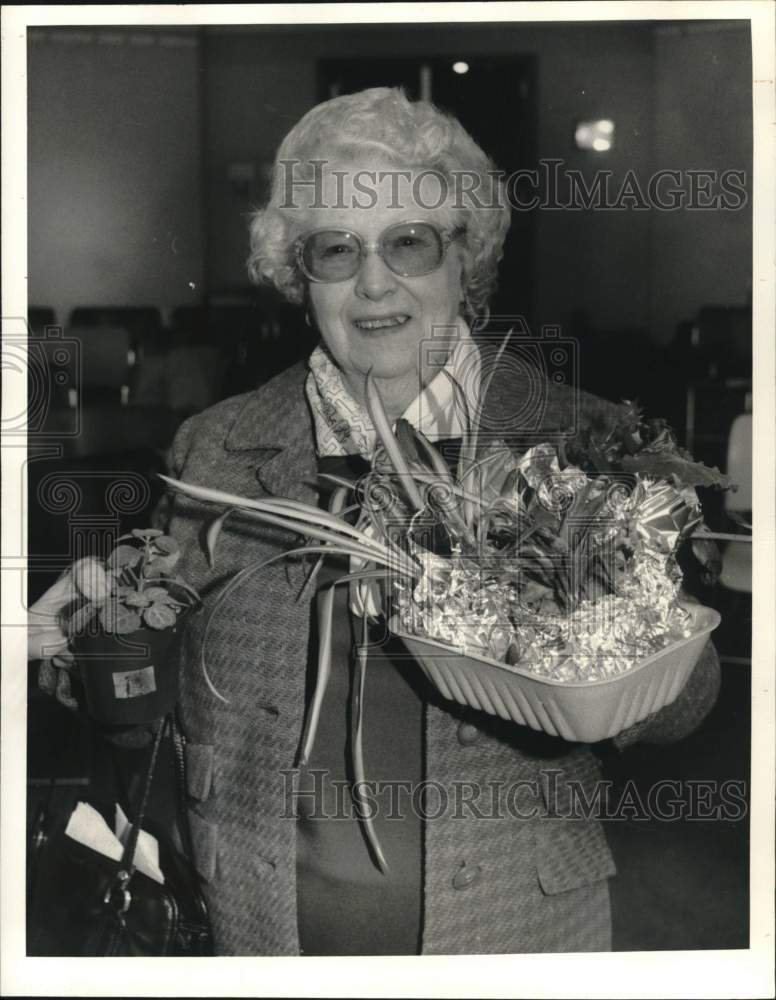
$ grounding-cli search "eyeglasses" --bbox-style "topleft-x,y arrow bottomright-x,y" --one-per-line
294,220 -> 465,283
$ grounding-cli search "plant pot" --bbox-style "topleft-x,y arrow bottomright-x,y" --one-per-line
74,625 -> 183,726
390,603 -> 721,743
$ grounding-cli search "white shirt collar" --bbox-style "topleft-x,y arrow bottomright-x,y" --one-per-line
305,318 -> 481,458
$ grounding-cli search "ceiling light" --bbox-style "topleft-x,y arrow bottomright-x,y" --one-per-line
575,119 -> 616,152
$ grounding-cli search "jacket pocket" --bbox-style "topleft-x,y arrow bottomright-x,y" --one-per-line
533,753 -> 617,895
185,743 -> 214,801
533,815 -> 616,895
187,808 -> 218,883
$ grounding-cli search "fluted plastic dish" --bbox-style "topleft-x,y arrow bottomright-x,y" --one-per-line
390,603 -> 720,743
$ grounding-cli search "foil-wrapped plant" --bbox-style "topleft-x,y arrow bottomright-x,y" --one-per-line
160,368 -> 743,871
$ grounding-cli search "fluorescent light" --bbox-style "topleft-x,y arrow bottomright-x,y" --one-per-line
452,61 -> 469,75
592,137 -> 612,152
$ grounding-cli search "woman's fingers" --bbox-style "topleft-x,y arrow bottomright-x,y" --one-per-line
27,624 -> 71,663
52,648 -> 75,667
28,571 -> 77,662
38,647 -> 80,711
38,658 -> 57,697
55,667 -> 79,712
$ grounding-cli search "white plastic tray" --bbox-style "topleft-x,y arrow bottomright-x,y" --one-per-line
390,604 -> 720,742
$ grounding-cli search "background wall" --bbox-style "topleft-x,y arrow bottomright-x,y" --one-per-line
203,22 -> 657,335
27,20 -> 752,347
650,22 -> 753,345
202,20 -> 751,343
27,29 -> 205,324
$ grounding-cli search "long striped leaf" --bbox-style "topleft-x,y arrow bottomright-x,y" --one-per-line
364,372 -> 424,512
164,474 -> 414,572
353,614 -> 389,874
297,584 -> 335,767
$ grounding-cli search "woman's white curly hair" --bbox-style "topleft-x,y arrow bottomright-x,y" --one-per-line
246,87 -> 511,321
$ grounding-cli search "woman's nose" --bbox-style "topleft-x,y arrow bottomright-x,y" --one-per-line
354,248 -> 398,300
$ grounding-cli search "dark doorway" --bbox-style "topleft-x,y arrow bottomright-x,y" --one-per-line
318,56 -> 536,324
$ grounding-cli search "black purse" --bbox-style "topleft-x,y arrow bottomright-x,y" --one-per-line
27,713 -> 213,957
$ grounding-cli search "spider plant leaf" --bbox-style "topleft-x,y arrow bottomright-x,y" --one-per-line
469,331 -> 510,450
353,615 -> 389,875
296,486 -> 351,604
311,472 -> 358,492
439,369 -> 473,477
364,372 -> 424,512
199,549 -> 326,704
206,507 -> 237,569
297,583 -> 335,767
408,425 -> 455,485
394,418 -> 428,470
160,474 -> 398,557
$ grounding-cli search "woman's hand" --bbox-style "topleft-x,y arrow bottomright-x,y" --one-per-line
28,571 -> 79,711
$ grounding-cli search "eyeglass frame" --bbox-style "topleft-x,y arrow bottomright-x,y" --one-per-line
293,219 -> 467,283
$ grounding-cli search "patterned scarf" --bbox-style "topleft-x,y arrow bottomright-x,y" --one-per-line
305,318 -> 481,459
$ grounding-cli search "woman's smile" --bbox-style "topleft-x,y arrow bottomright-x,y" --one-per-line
351,313 -> 411,332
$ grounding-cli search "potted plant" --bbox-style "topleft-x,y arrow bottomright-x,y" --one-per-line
67,529 -> 200,725
160,371 -> 743,871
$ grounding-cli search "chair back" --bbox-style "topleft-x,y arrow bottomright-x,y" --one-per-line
724,413 -> 752,512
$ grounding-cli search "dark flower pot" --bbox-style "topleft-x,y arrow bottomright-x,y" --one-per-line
74,624 -> 182,725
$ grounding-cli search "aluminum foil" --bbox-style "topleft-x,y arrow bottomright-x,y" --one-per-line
395,468 -> 700,683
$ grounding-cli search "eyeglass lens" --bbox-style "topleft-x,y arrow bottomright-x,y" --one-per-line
301,222 -> 445,281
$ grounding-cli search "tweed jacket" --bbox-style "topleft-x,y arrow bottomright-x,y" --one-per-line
159,358 -> 721,956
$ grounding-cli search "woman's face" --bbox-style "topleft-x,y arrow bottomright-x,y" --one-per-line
302,160 -> 465,405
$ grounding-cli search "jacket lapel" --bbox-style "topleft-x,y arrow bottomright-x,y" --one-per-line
223,362 -> 318,503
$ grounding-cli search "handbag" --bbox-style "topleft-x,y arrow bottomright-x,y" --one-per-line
26,712 -> 214,956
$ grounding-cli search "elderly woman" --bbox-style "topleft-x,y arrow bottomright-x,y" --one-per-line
32,87 -> 720,956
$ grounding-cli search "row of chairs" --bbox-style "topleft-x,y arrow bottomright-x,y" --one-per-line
27,299 -> 316,418
29,300 -> 311,349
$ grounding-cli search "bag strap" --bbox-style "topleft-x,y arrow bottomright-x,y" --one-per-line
169,712 -> 197,863
117,711 -> 197,873
118,715 -> 168,872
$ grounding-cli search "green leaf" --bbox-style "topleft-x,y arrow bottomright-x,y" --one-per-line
143,586 -> 169,601
621,452 -> 734,490
123,590 -> 151,608
152,535 -> 179,556
114,607 -> 143,635
364,372 -> 424,512
206,508 -> 237,569
142,603 -> 178,630
106,544 -> 142,571
99,603 -> 142,635
132,528 -> 163,540
147,551 -> 181,574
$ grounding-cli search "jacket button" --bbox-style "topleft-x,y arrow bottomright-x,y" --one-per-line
457,722 -> 480,746
452,862 -> 482,891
